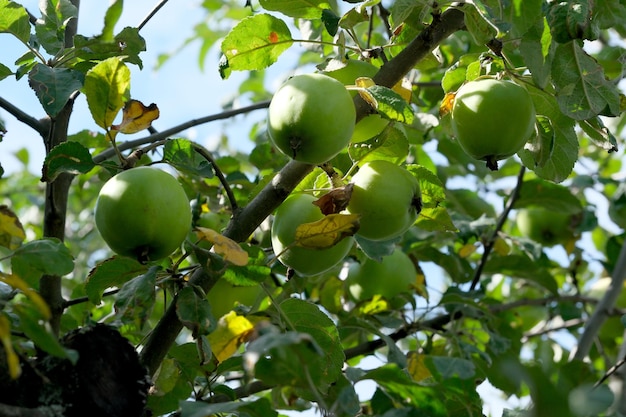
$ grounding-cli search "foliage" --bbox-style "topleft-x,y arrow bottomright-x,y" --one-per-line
0,0 -> 626,416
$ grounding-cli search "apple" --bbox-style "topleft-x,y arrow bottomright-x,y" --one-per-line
451,78 -> 536,170
267,73 -> 356,165
271,193 -> 354,276
516,206 -> 577,246
95,166 -> 192,261
346,248 -> 417,301
207,278 -> 264,319
346,160 -> 421,241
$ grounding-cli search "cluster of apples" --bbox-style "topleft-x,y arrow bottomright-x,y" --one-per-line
267,69 -> 421,304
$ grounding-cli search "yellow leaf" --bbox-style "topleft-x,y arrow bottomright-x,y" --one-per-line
459,243 -> 478,258
414,272 -> 429,301
0,315 -> 21,379
492,237 -> 511,256
207,311 -> 255,363
294,213 -> 360,249
392,77 -> 412,103
111,99 -> 160,134
0,273 -> 50,320
407,351 -> 431,382
439,91 -> 456,117
195,227 -> 249,266
0,206 -> 25,250
355,76 -> 375,89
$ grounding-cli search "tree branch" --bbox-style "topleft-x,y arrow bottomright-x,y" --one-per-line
572,237 -> 626,360
138,4 -> 468,379
0,96 -> 47,136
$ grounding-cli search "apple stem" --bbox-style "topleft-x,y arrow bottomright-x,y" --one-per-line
486,157 -> 499,171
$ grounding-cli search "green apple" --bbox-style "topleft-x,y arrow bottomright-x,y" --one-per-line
267,73 -> 356,165
207,278 -> 264,319
346,248 -> 417,301
516,206 -> 577,246
451,78 -> 535,170
95,166 -> 192,261
346,160 -> 421,241
271,193 -> 354,276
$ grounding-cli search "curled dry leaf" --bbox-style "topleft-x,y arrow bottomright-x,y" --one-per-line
313,183 -> 354,215
111,99 -> 160,134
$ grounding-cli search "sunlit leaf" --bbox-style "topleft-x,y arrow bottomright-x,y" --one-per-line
259,0 -> 332,19
294,214 -> 360,249
220,14 -> 293,78
83,57 -> 131,129
207,311 -> 254,363
0,0 -> 30,43
0,205 -> 25,250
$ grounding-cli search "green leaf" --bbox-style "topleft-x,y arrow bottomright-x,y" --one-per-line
102,0 -> 123,41
579,117 -> 619,153
28,64 -> 84,117
484,254 -> 559,294
42,141 -> 95,182
321,8 -> 340,36
253,299 -> 344,392
348,124 -> 409,165
568,383 -> 614,417
13,303 -> 77,361
514,178 -> 583,214
463,2 -> 498,45
219,14 -> 293,78
426,356 -> 476,380
83,57 -> 130,129
595,0 -> 626,35
547,1 -> 598,44
0,0 -> 30,43
522,115 -> 555,169
259,0 -> 332,19
114,265 -> 158,327
74,27 -> 146,70
85,256 -> 148,304
0,62 -> 11,81
519,19 -> 555,90
519,86 -> 578,183
176,286 -> 216,337
162,139 -> 214,178
365,85 -> 414,124
11,238 -> 74,288
506,0 -> 543,38
179,398 -> 278,417
35,0 -> 78,54
552,42 -> 621,120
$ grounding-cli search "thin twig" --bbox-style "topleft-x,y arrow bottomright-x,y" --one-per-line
92,100 -> 271,164
138,0 -> 170,31
191,143 -> 238,212
469,165 -> 526,291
